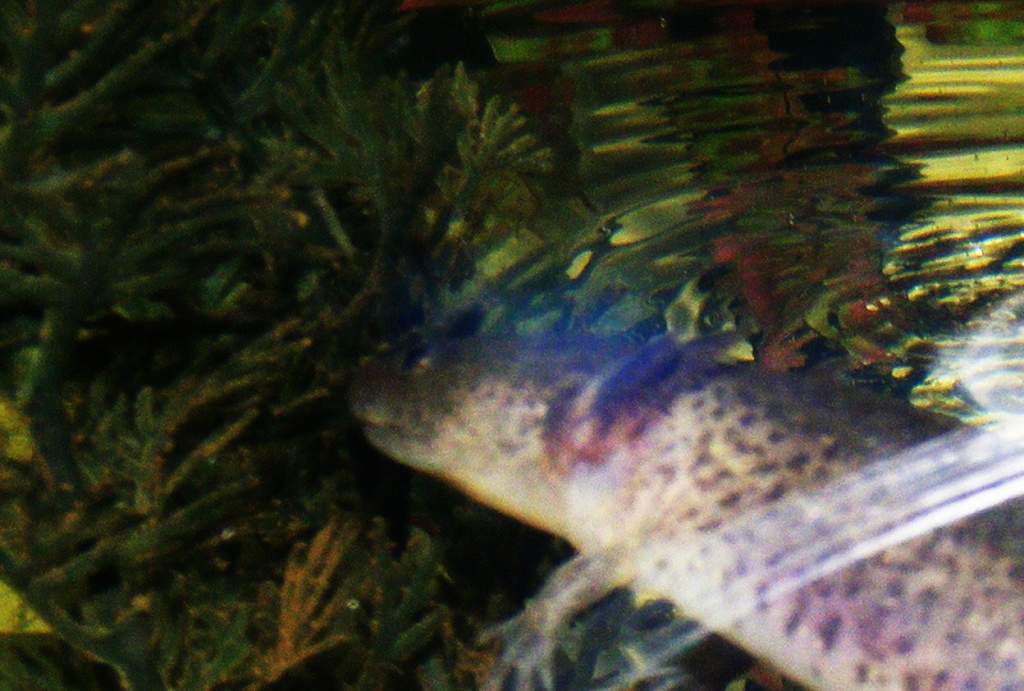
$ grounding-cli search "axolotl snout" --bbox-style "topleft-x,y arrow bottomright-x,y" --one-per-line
350,333 -> 1024,690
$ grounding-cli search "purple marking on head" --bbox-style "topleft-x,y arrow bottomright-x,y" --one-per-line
590,335 -> 733,431
540,334 -> 736,474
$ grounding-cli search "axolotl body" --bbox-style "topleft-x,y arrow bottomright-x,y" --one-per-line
350,333 -> 1024,690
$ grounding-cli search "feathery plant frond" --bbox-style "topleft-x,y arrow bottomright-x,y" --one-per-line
256,518 -> 443,689
261,517 -> 359,684
273,47 -> 556,335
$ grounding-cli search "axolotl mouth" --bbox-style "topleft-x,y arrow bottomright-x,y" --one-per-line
347,335 -> 634,538
347,355 -> 450,473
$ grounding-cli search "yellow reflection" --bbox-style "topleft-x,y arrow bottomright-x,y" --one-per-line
565,249 -> 593,279
887,23 -> 1024,145
883,11 -> 1024,416
907,146 -> 1024,185
883,17 -> 1024,309
608,188 -> 706,246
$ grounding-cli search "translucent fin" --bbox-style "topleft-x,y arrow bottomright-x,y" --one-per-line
687,423 -> 1024,627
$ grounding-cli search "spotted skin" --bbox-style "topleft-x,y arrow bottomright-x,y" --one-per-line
604,359 -> 1024,689
350,334 -> 1024,690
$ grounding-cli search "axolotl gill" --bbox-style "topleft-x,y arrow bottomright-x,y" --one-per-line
350,333 -> 1024,690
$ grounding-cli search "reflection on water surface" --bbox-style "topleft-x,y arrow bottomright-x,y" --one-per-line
415,2 -> 1024,414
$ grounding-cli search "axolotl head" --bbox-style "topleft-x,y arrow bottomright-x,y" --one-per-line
349,336 -> 632,537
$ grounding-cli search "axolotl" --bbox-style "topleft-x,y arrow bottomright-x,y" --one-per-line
350,333 -> 1024,690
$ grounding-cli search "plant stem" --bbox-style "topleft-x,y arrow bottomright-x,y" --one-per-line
24,303 -> 85,491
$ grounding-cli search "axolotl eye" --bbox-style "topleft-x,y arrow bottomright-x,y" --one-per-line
400,343 -> 432,371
